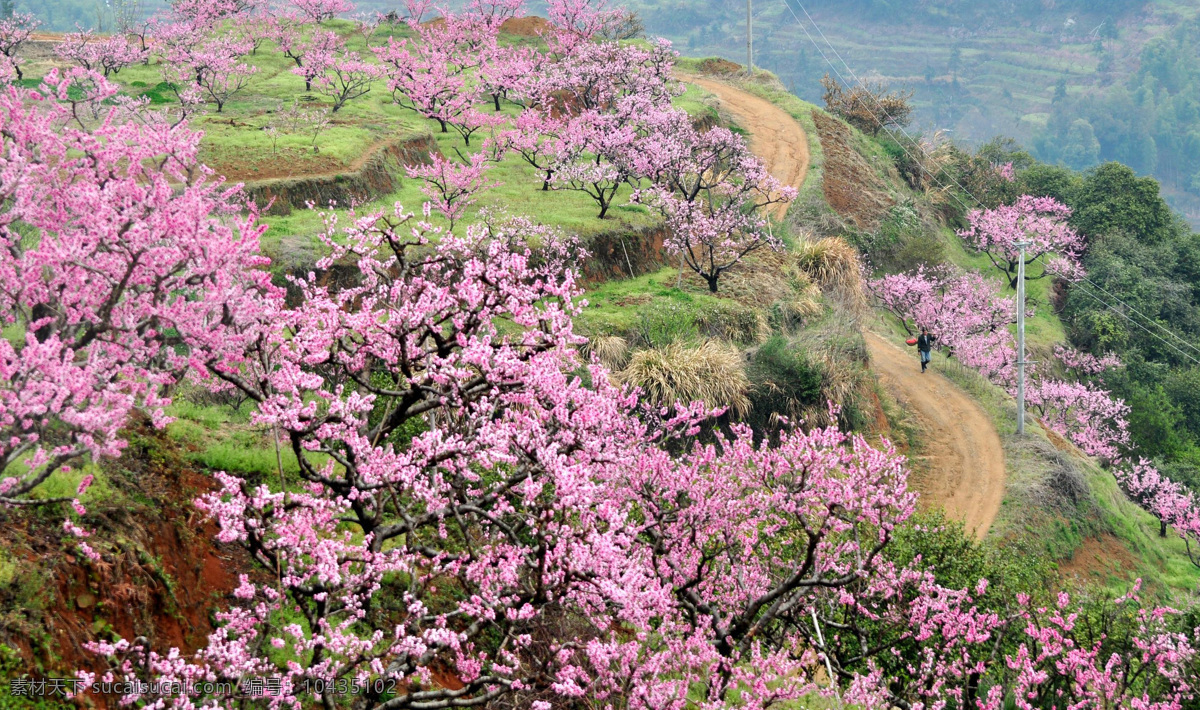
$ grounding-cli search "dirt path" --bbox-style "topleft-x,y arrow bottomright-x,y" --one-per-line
680,76 -> 810,220
864,333 -> 1005,540
684,74 -> 1005,539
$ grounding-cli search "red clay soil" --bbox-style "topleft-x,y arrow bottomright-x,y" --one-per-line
501,16 -> 553,37
812,111 -> 894,229
208,148 -> 345,183
1057,533 -> 1140,583
1,417 -> 260,683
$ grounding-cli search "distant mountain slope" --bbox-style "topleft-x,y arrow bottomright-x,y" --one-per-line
625,0 -> 1200,224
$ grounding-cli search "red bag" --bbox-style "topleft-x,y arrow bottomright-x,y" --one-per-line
906,338 -> 918,346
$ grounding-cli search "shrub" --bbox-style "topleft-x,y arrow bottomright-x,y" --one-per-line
849,203 -> 946,274
631,301 -> 701,348
821,73 -> 914,136
746,335 -> 823,433
794,236 -> 869,314
617,341 -> 751,417
694,300 -> 765,344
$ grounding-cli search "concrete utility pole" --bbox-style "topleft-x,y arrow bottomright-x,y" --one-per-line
747,0 -> 754,75
1016,241 -> 1031,436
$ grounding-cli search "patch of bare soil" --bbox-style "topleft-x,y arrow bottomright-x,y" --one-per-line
209,148 -> 344,183
1057,534 -> 1139,582
812,111 -> 894,229
0,416 -> 260,681
865,332 -> 1006,540
501,16 -> 552,37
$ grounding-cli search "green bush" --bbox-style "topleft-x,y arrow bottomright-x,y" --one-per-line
849,202 -> 945,274
631,302 -> 701,348
746,335 -> 823,434
694,300 -> 762,344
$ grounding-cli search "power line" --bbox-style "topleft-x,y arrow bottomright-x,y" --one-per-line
779,0 -> 983,219
1032,254 -> 1200,362
1071,282 -> 1200,368
1072,268 -> 1200,359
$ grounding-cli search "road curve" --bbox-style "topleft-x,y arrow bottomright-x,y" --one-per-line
680,74 -> 1006,539
865,333 -> 1005,540
680,75 -> 810,220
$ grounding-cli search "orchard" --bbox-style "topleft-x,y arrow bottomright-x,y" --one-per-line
0,0 -> 1199,708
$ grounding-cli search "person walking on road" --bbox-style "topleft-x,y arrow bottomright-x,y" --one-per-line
915,328 -> 937,373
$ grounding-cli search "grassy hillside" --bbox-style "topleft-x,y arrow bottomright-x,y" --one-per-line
13,22 -> 735,284
6,22 -> 1200,704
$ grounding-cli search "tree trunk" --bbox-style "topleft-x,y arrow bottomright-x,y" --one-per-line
542,171 -> 552,191
707,275 -> 719,293
493,93 -> 501,112
1162,518 -> 1169,538
438,119 -> 448,133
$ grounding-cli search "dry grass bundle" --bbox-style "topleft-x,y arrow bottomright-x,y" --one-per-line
777,296 -> 824,327
617,341 -> 751,417
586,335 -> 631,370
774,272 -> 824,329
794,237 -> 869,315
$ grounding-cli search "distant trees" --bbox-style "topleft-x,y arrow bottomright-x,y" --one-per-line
290,0 -> 354,22
55,29 -> 148,77
820,73 -> 914,136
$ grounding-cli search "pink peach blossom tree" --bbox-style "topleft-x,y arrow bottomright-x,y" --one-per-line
1026,379 -> 1131,461
959,195 -> 1087,289
290,0 -> 354,23
0,68 -> 274,509
308,48 -> 379,113
270,17 -> 344,92
634,118 -> 797,292
0,12 -> 39,80
78,198 -> 927,710
374,16 -> 492,141
56,29 -> 149,77
404,152 -> 498,228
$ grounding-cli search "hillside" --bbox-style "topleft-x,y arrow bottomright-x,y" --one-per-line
5,3 -> 1200,708
627,0 -> 1200,225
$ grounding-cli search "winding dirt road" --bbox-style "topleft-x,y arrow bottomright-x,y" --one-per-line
681,76 -> 810,220
682,75 -> 1006,539
864,333 -> 1005,539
